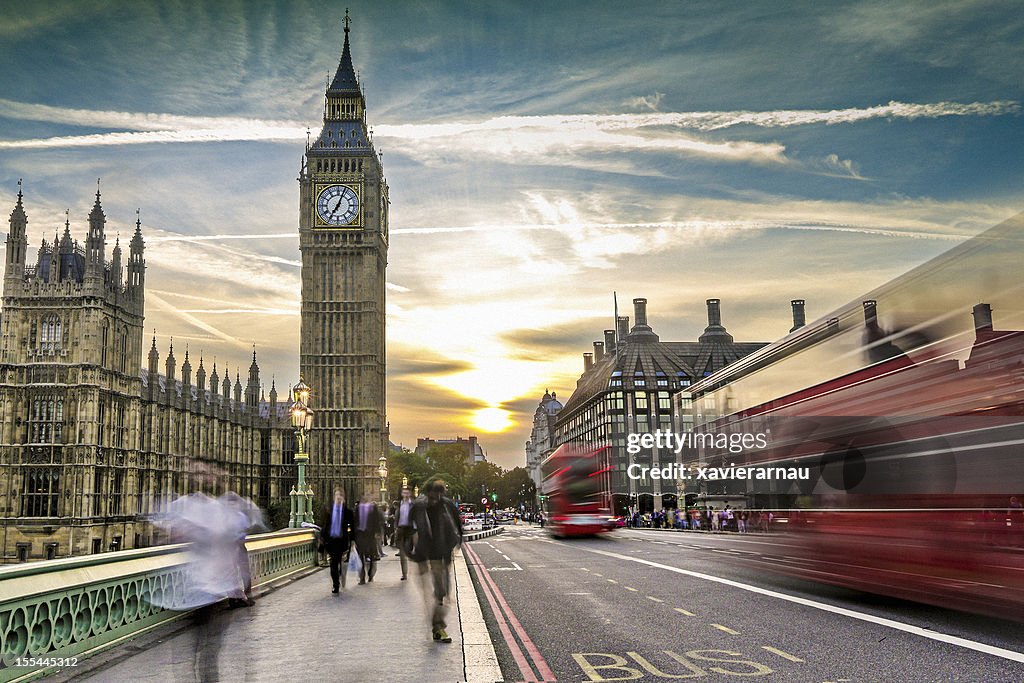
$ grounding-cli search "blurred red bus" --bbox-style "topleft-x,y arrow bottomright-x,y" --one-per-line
540,444 -> 614,537
679,213 -> 1024,619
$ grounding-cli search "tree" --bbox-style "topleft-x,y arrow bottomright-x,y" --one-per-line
385,449 -> 431,501
423,444 -> 471,498
467,461 -> 504,503
496,467 -> 536,510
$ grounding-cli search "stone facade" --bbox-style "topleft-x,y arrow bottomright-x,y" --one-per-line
298,15 -> 389,505
525,391 -> 563,489
0,186 -> 295,563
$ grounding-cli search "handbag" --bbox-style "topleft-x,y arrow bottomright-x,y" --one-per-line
348,550 -> 363,573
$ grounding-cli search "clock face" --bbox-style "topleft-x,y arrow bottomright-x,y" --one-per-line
316,184 -> 360,226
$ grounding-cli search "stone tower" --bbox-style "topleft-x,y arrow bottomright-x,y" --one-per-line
298,11 -> 389,503
0,182 -> 146,556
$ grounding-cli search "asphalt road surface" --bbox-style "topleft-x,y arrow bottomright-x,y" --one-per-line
464,525 -> 1024,682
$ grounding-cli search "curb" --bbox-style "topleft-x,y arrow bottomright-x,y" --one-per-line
462,527 -> 504,542
454,547 -> 503,682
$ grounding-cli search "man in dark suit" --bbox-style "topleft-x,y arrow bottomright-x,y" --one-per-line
409,480 -> 463,643
317,488 -> 354,594
393,487 -> 415,580
354,494 -> 383,584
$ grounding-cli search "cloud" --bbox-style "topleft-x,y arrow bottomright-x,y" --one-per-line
500,317 -> 613,359
623,92 -> 665,111
2,100 -> 1015,174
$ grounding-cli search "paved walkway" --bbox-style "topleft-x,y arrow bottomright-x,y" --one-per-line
73,548 -> 476,683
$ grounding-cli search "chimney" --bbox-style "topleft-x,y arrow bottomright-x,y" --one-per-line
593,341 -> 605,361
699,298 -> 733,343
863,300 -> 878,326
790,299 -> 806,333
583,352 -> 594,371
634,298 -> 648,326
616,316 -> 630,343
706,298 -> 722,327
604,329 -> 616,355
628,297 -> 660,341
972,303 -> 993,334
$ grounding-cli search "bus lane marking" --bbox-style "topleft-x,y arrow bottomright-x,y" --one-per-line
577,545 -> 1024,665
761,646 -> 804,662
572,650 -> 776,680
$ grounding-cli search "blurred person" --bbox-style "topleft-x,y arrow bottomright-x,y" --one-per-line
219,491 -> 265,607
394,487 -> 415,580
355,494 -> 383,584
386,501 -> 398,547
317,488 -> 354,593
155,487 -> 240,682
409,480 -> 463,643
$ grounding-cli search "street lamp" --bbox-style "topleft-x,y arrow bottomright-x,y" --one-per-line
288,378 -> 315,528
377,455 -> 388,504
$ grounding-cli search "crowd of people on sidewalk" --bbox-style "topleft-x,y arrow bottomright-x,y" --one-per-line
627,505 -> 774,533
316,480 -> 463,644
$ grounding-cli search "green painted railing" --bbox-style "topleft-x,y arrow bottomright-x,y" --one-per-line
0,529 -> 318,682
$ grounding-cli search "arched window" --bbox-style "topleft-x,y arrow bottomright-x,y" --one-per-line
100,322 -> 109,366
39,315 -> 61,354
119,328 -> 129,374
28,395 -> 64,444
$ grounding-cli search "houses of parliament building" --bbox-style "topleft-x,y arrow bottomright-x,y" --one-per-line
0,15 -> 389,562
0,185 -> 297,563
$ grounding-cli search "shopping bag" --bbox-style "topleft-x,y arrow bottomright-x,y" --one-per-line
348,551 -> 362,573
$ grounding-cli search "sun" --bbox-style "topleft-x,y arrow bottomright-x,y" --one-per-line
470,407 -> 514,433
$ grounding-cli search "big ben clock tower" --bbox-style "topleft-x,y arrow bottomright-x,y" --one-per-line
299,11 -> 388,503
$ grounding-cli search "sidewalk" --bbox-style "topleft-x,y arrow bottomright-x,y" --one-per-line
71,547 -> 492,683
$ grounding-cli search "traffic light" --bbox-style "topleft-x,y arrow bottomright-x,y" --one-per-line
490,493 -> 498,502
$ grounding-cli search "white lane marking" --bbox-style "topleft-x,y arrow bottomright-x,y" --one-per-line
674,608 -> 696,616
607,578 -> 619,584
712,623 -> 741,635
577,546 -> 1024,664
647,596 -> 664,603
625,587 -> 639,592
762,646 -> 804,662
566,592 -> 592,595
511,562 -> 522,571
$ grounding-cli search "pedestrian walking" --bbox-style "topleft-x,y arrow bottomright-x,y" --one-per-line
394,487 -> 415,580
355,495 -> 383,584
317,488 -> 354,593
408,480 -> 463,643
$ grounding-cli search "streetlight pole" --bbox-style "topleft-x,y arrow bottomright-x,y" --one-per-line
289,379 -> 315,528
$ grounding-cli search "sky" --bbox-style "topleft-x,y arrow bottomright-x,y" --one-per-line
1,0 -> 1022,468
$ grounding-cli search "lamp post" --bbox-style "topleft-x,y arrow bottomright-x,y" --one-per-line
377,455 -> 388,505
289,379 -> 315,528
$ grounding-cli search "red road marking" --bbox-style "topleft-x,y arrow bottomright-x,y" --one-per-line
465,543 -> 556,681
464,543 -> 538,681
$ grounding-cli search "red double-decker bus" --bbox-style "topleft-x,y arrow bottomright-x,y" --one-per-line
681,213 -> 1024,620
540,444 -> 614,537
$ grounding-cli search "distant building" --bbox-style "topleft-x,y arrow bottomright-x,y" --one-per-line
554,297 -> 769,514
415,436 -> 487,465
525,390 -> 563,488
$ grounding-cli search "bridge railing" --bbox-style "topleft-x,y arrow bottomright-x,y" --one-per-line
0,528 -> 317,683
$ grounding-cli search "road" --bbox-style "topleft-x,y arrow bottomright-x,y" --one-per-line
464,525 -> 1024,682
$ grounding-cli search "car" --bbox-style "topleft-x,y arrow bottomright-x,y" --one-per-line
606,516 -> 626,529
